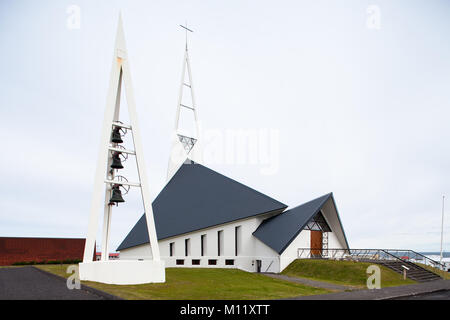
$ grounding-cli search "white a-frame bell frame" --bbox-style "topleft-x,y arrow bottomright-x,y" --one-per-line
167,27 -> 202,182
79,15 -> 165,285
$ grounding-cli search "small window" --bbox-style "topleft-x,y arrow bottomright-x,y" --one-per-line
201,234 -> 206,256
225,259 -> 234,266
192,259 -> 200,265
176,259 -> 184,265
185,238 -> 190,256
169,242 -> 175,257
218,230 -> 224,256
208,259 -> 217,265
235,226 -> 241,256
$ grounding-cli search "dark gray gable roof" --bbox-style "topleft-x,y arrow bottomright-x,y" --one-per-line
117,162 -> 287,251
252,193 -> 333,254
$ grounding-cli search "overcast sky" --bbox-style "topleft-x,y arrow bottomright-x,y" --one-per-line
1,0 -> 449,253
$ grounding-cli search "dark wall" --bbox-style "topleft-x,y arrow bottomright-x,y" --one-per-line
0,237 -> 91,265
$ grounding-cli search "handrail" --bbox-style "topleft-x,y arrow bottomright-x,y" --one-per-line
380,249 -> 445,269
296,248 -> 446,270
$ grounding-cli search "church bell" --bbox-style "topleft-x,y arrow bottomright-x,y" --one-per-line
110,152 -> 124,169
111,127 -> 123,143
109,185 -> 125,204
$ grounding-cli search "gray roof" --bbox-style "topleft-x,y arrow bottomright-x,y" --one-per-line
253,193 -> 333,254
117,162 -> 287,251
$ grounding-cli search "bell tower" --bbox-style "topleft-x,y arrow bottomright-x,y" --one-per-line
79,14 -> 165,284
166,23 -> 202,181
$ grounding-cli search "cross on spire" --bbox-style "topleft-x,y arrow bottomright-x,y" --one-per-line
179,23 -> 193,51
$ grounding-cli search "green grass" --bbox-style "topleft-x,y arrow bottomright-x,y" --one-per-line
36,265 -> 329,300
281,259 -> 416,288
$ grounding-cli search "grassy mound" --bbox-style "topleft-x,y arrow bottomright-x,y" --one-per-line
282,259 -> 416,288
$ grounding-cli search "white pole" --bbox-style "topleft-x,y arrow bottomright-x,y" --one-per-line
440,195 -> 445,266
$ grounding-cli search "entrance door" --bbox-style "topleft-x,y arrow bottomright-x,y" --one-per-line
310,231 -> 323,257
256,260 -> 262,273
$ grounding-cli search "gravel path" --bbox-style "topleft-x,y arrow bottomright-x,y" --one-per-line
262,273 -> 352,291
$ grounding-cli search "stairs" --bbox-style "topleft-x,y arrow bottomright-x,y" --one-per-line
375,260 -> 442,282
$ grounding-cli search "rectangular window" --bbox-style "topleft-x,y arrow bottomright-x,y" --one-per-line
201,234 -> 206,256
235,226 -> 241,256
208,259 -> 217,265
185,238 -> 190,256
225,259 -> 234,266
176,259 -> 184,265
192,259 -> 200,265
169,242 -> 175,257
218,230 -> 224,256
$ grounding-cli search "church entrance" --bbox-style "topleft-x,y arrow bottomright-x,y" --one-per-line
310,230 -> 323,257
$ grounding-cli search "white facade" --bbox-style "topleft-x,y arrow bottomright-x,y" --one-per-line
119,197 -> 348,273
120,212 -> 281,273
279,198 -> 348,271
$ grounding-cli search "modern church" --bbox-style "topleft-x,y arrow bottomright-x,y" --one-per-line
117,163 -> 349,273
116,24 -> 350,274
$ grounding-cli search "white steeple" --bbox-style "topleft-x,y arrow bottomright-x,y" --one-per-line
167,23 -> 202,181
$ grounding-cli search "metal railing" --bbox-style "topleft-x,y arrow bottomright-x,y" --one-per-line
297,248 -> 446,270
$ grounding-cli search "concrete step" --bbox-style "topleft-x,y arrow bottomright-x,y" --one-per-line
372,260 -> 442,283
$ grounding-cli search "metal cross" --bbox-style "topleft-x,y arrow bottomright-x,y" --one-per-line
180,22 -> 193,50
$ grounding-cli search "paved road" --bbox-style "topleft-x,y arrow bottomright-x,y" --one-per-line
392,290 -> 450,300
0,267 -> 112,300
290,279 -> 450,300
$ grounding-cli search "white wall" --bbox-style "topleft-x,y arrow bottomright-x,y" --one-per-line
279,197 -> 349,272
119,211 -> 281,273
120,197 -> 350,274
279,229 -> 310,271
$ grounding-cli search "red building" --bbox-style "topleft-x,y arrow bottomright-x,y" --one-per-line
95,252 -> 120,260
0,237 -> 93,266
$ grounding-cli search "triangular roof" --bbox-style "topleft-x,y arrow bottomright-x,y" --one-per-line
117,163 -> 287,251
253,193 -> 349,254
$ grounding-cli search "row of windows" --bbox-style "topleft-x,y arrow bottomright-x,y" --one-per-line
175,259 -> 235,266
169,226 -> 242,257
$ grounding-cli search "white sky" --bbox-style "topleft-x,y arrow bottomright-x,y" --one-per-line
0,0 -> 449,252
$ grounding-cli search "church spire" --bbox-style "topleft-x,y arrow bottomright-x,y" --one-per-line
167,23 -> 202,181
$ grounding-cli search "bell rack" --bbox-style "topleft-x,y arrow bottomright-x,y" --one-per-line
112,121 -> 131,130
107,122 -> 140,190
104,179 -> 141,188
82,14 -> 161,271
108,146 -> 135,155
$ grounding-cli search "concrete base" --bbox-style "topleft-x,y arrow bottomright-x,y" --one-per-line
79,260 -> 165,285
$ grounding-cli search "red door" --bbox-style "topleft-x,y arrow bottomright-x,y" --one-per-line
310,231 -> 323,257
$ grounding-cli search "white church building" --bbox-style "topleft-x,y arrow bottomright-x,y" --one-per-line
116,21 -> 350,274
117,162 -> 349,273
